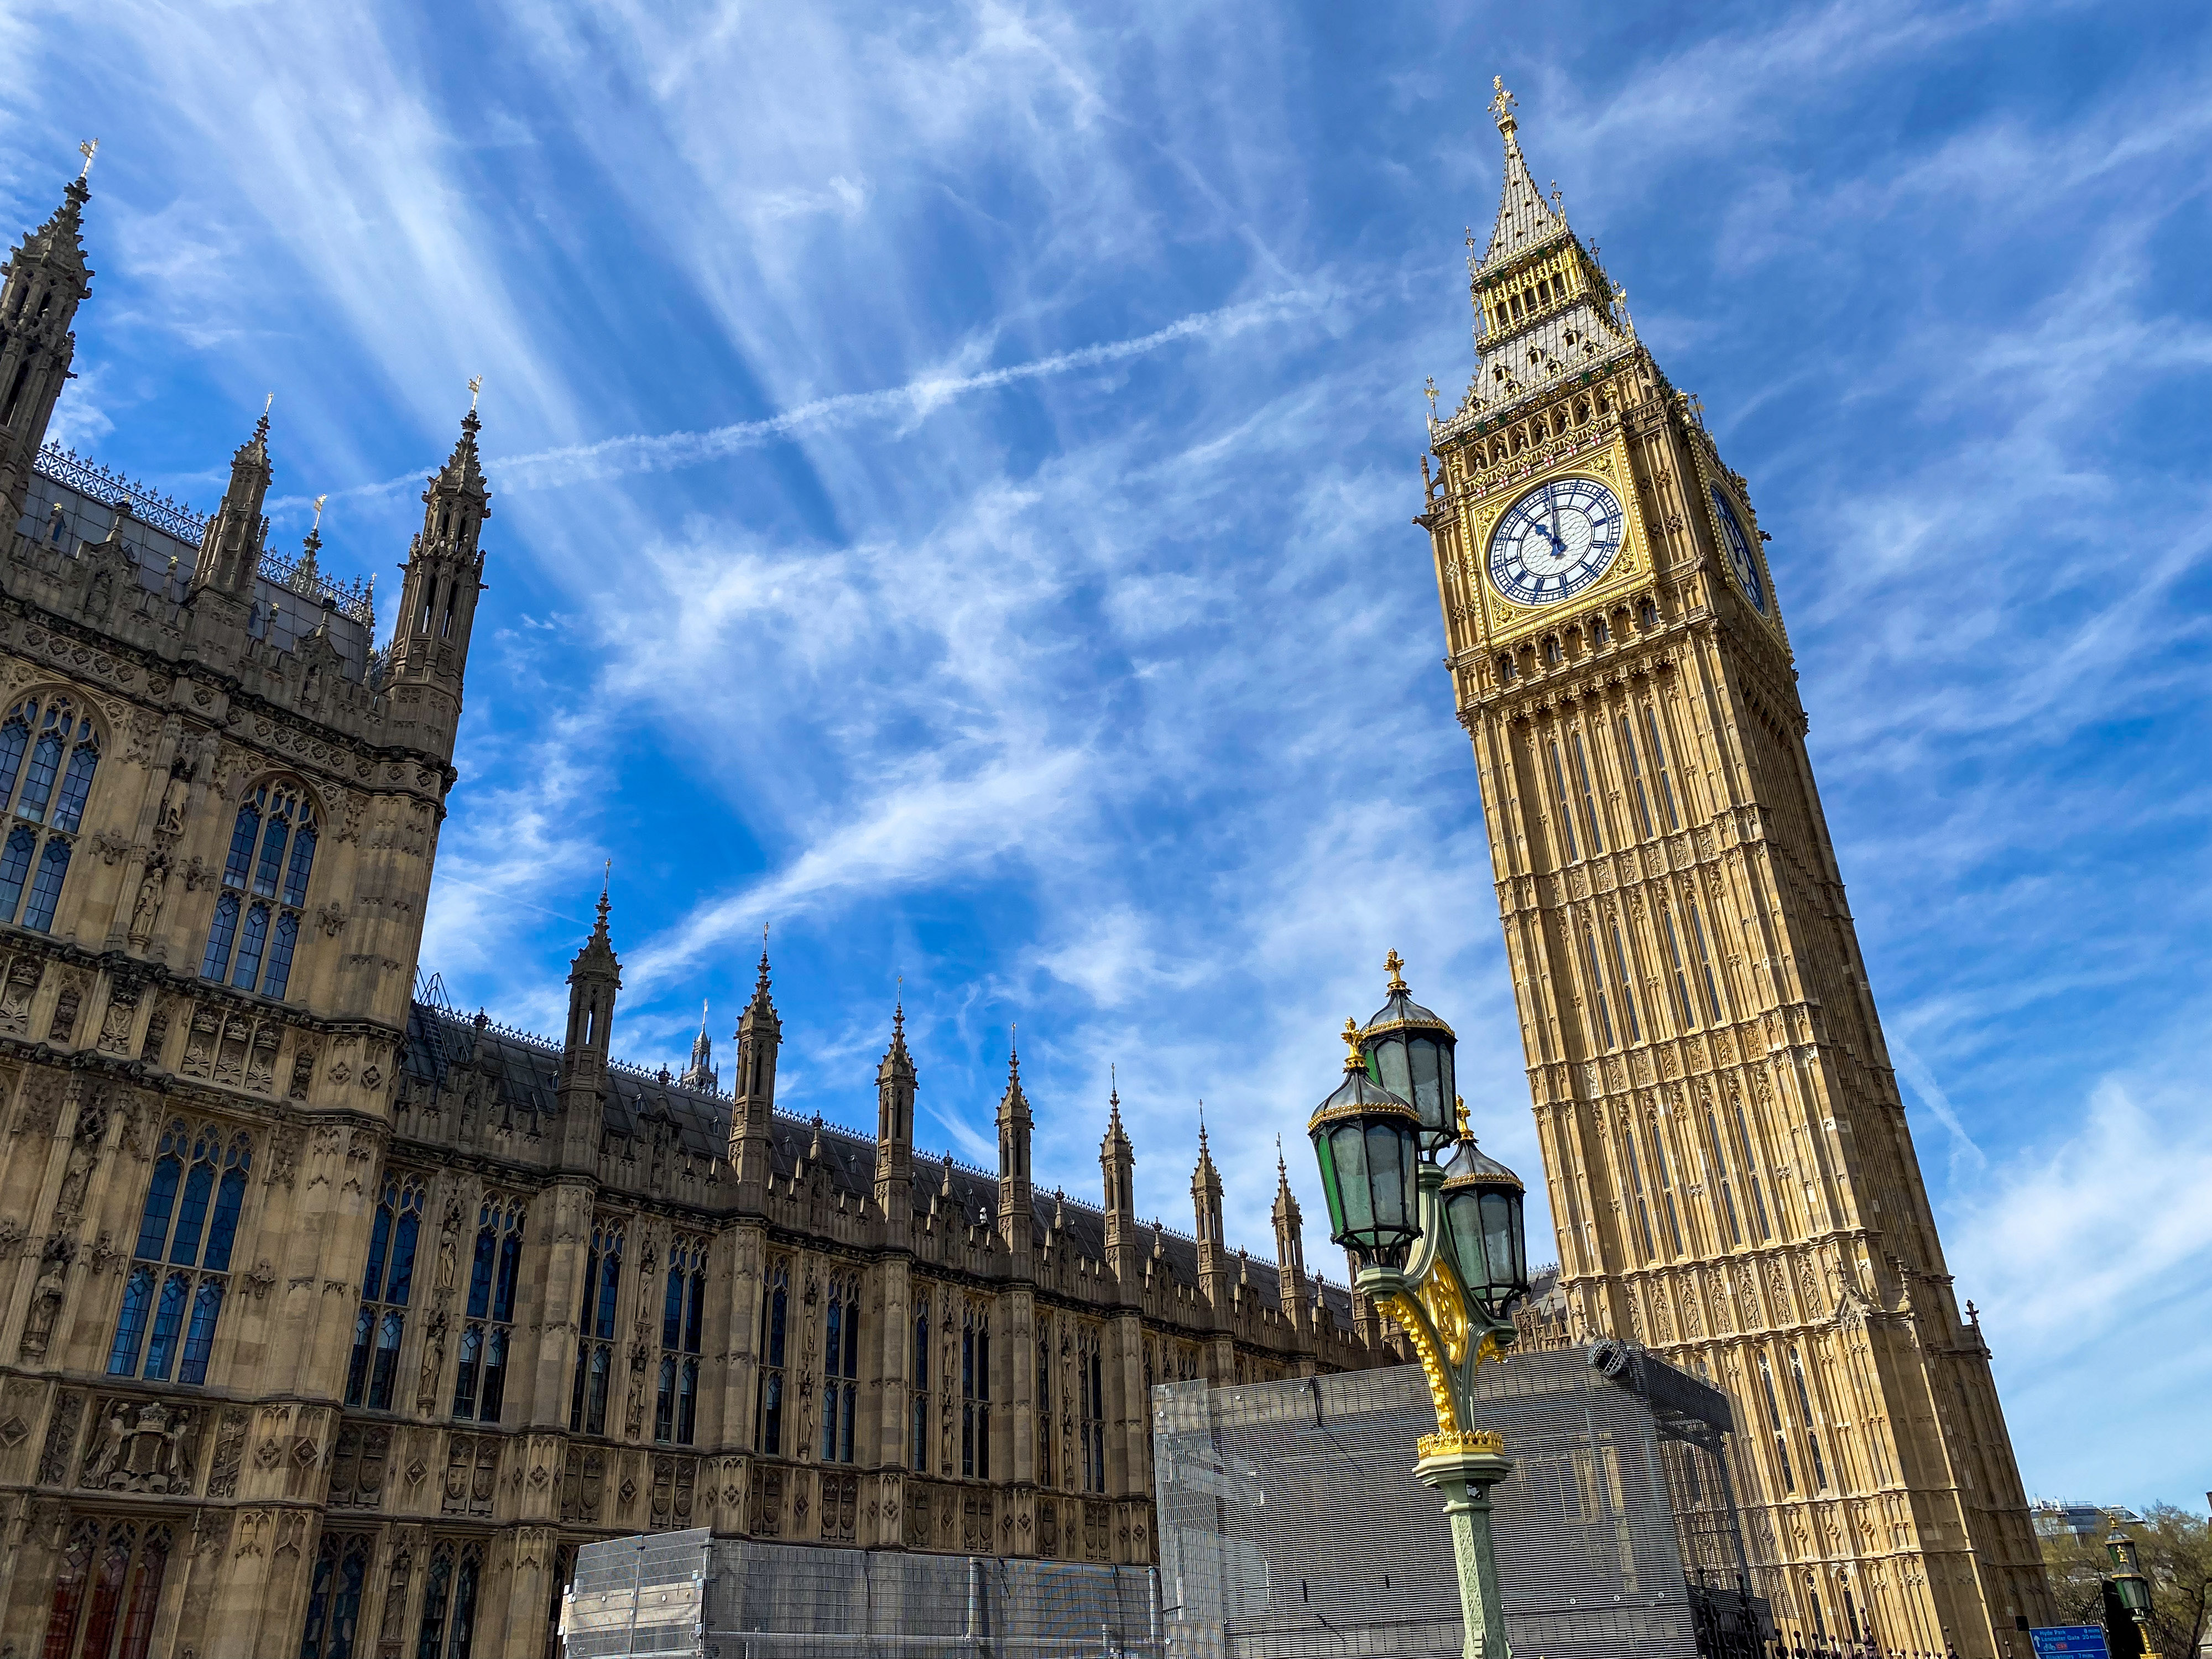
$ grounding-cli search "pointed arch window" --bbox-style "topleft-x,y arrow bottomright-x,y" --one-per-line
346,1178 -> 424,1411
108,1119 -> 251,1386
1078,1325 -> 1107,1493
0,694 -> 98,933
757,1258 -> 789,1455
1036,1317 -> 1054,1486
569,1221 -> 623,1437
654,1238 -> 705,1446
39,1517 -> 171,1659
910,1296 -> 931,1472
960,1301 -> 990,1480
201,780 -> 318,998
1756,1350 -> 1796,1495
453,1198 -> 525,1423
297,1532 -> 371,1659
822,1271 -> 860,1463
414,1541 -> 484,1659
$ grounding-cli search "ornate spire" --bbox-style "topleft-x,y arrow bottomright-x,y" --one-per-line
680,998 -> 717,1092
1385,948 -> 1408,993
1479,77 -> 1568,269
748,924 -> 774,1013
192,406 -> 274,596
1437,77 -> 1634,434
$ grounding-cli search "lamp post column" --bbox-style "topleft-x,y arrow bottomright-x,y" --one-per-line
1419,1442 -> 1515,1659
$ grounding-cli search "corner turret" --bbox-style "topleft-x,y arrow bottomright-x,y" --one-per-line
0,158 -> 95,525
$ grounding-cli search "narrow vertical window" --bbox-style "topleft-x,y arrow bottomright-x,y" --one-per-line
1036,1324 -> 1053,1485
1644,705 -> 1681,829
1687,899 -> 1727,1021
1618,714 -> 1655,837
454,1199 -> 525,1424
1609,924 -> 1641,1042
757,1259 -> 788,1455
1583,931 -> 1615,1051
1757,1352 -> 1796,1494
1791,1348 -> 1830,1491
1078,1328 -> 1108,1493
821,1272 -> 859,1463
1661,909 -> 1697,1030
345,1180 -> 421,1412
110,1121 -> 250,1385
1571,731 -> 1605,853
1704,1109 -> 1743,1246
1548,742 -> 1580,861
650,1239 -> 703,1451
961,1302 -> 990,1480
911,1303 -> 930,1472
570,1222 -> 622,1436
1620,1126 -> 1655,1261
1735,1100 -> 1772,1240
1647,1121 -> 1684,1256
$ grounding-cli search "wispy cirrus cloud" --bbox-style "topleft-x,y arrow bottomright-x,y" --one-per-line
13,0 -> 2208,1507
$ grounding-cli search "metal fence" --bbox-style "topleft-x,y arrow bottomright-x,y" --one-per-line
1151,1346 -> 1768,1659
564,1531 -> 1164,1659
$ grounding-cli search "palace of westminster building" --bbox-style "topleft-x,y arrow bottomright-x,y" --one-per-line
0,85 -> 2054,1659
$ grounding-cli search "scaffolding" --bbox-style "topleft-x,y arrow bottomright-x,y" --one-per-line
1151,1345 -> 1769,1659
562,1531 -> 1165,1659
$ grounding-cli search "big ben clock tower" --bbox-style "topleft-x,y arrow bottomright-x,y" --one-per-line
1417,81 -> 2054,1656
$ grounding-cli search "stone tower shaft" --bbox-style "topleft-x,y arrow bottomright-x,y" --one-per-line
1414,82 -> 2054,1659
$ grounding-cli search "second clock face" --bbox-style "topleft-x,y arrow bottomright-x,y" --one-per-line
1486,476 -> 1625,607
1709,484 -> 1766,613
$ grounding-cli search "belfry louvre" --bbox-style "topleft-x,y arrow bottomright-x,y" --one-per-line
0,174 -> 1390,1659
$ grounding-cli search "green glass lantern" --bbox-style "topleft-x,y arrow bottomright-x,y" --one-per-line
1308,1019 -> 1423,1269
1360,951 -> 1458,1153
2107,1525 -> 2153,1620
1439,1105 -> 1528,1314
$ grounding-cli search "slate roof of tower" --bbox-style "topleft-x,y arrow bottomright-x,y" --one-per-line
400,1001 -> 1359,1335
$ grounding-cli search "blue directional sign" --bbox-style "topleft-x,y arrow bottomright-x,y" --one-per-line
2030,1627 -> 2110,1659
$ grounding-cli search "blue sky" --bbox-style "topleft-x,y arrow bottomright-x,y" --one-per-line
7,1 -> 2205,1504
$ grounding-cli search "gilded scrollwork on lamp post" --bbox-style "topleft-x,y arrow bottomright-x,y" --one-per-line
1307,957 -> 1531,1659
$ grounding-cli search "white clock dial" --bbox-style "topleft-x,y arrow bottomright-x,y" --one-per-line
1709,484 -> 1766,613
1486,476 -> 1625,607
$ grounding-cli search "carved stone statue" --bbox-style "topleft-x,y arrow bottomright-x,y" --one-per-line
129,869 -> 165,941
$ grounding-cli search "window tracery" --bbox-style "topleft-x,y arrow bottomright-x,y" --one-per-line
569,1221 -> 623,1437
756,1257 -> 789,1455
655,1238 -> 705,1446
346,1177 -> 424,1411
822,1270 -> 860,1463
452,1198 -> 524,1423
39,1516 -> 171,1659
107,1118 -> 251,1386
0,693 -> 100,933
200,779 -> 319,999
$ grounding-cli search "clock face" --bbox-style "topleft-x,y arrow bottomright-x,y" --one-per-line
1485,476 -> 1625,607
1709,484 -> 1766,613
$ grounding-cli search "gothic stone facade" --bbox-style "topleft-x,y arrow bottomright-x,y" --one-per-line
1413,86 -> 2056,1658
0,176 -> 1384,1659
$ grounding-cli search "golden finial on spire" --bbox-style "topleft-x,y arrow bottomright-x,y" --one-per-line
77,139 -> 99,180
1340,1017 -> 1365,1068
468,374 -> 483,413
1384,948 -> 1407,992
310,493 -> 327,531
1455,1095 -> 1471,1139
1489,75 -> 1518,135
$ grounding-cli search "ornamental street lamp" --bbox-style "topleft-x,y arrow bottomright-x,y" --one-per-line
1307,956 -> 1531,1659
2106,1520 -> 2161,1659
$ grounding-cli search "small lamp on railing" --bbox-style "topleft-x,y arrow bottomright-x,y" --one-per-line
1307,1019 -> 1423,1269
